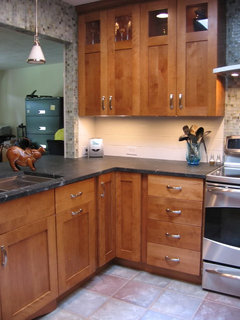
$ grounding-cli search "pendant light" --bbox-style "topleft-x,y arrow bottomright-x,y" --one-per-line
27,0 -> 46,64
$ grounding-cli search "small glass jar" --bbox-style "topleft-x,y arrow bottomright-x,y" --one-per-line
209,154 -> 215,166
186,143 -> 201,165
216,154 -> 222,166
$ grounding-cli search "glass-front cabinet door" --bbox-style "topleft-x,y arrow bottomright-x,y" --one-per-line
177,0 -> 224,116
107,4 -> 140,115
78,11 -> 108,116
140,0 -> 177,116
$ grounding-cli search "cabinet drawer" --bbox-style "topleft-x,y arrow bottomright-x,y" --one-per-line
26,116 -> 62,134
26,98 -> 63,116
147,220 -> 201,251
148,175 -> 203,201
148,196 -> 203,226
0,190 -> 55,234
55,178 -> 95,214
147,242 -> 200,275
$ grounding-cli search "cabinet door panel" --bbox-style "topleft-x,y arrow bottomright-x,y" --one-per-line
78,11 -> 108,116
0,216 -> 57,320
177,0 -> 224,116
140,0 -> 177,116
114,49 -> 133,115
107,4 -> 140,116
148,45 -> 168,114
185,41 -> 208,115
98,173 -> 116,267
57,201 -> 96,294
116,172 -> 141,262
85,52 -> 101,115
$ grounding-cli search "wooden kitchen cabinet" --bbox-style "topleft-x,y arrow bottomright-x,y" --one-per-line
78,4 -> 141,116
144,174 -> 204,276
115,172 -> 141,262
78,0 -> 224,117
55,178 -> 96,294
97,173 -> 116,267
140,0 -> 177,116
0,190 -> 58,320
140,0 -> 225,116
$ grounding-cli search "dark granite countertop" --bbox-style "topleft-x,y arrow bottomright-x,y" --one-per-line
0,155 -> 216,203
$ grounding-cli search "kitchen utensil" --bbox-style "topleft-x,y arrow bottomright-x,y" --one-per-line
196,127 -> 204,143
189,124 -> 198,136
183,125 -> 190,136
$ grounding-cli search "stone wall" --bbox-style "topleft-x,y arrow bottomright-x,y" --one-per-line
0,0 -> 79,158
225,0 -> 240,137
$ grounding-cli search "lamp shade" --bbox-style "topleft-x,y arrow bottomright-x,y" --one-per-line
27,38 -> 46,64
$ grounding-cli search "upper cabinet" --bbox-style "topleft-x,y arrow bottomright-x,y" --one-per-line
78,4 -> 140,116
140,0 -> 177,116
140,0 -> 225,116
78,0 -> 225,117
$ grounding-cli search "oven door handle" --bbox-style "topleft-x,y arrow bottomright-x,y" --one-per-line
207,186 -> 240,193
206,269 -> 240,280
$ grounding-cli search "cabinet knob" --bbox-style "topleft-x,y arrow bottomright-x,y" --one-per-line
165,256 -> 180,263
169,94 -> 174,110
109,96 -> 113,110
100,181 -> 105,198
167,185 -> 182,191
1,246 -> 7,266
165,232 -> 181,239
71,208 -> 83,216
166,208 -> 182,215
178,93 -> 183,109
101,96 -> 105,110
70,191 -> 83,199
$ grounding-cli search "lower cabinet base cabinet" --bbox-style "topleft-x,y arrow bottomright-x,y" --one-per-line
0,216 -> 58,320
116,172 -> 141,262
55,179 -> 96,295
98,173 -> 116,267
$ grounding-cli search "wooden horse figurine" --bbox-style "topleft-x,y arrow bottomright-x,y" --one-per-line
6,146 -> 45,172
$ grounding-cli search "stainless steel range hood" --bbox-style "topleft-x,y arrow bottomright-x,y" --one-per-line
213,64 -> 240,77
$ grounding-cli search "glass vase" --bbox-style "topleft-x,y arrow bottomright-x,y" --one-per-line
186,143 -> 201,165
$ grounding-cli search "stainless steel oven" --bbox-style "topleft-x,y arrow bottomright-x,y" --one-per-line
202,136 -> 240,297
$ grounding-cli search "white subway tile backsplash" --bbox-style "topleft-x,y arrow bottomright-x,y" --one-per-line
89,117 -> 225,163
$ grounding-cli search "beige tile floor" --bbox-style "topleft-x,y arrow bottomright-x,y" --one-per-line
38,264 -> 240,320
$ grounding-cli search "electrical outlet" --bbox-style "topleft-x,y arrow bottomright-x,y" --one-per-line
82,146 -> 88,157
126,146 -> 137,156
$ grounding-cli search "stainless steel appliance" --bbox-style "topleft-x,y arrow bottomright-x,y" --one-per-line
202,136 -> 240,297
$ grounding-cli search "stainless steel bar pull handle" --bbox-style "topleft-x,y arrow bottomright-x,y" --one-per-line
169,94 -> 174,110
72,208 -> 83,216
206,269 -> 240,281
165,232 -> 181,239
1,246 -> 7,266
166,208 -> 182,215
167,185 -> 182,191
101,96 -> 105,110
109,96 -> 113,110
178,93 -> 183,109
208,186 -> 240,193
165,256 -> 180,263
100,181 -> 105,198
70,191 -> 83,199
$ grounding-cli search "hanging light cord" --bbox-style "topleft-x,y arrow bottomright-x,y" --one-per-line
35,0 -> 38,41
